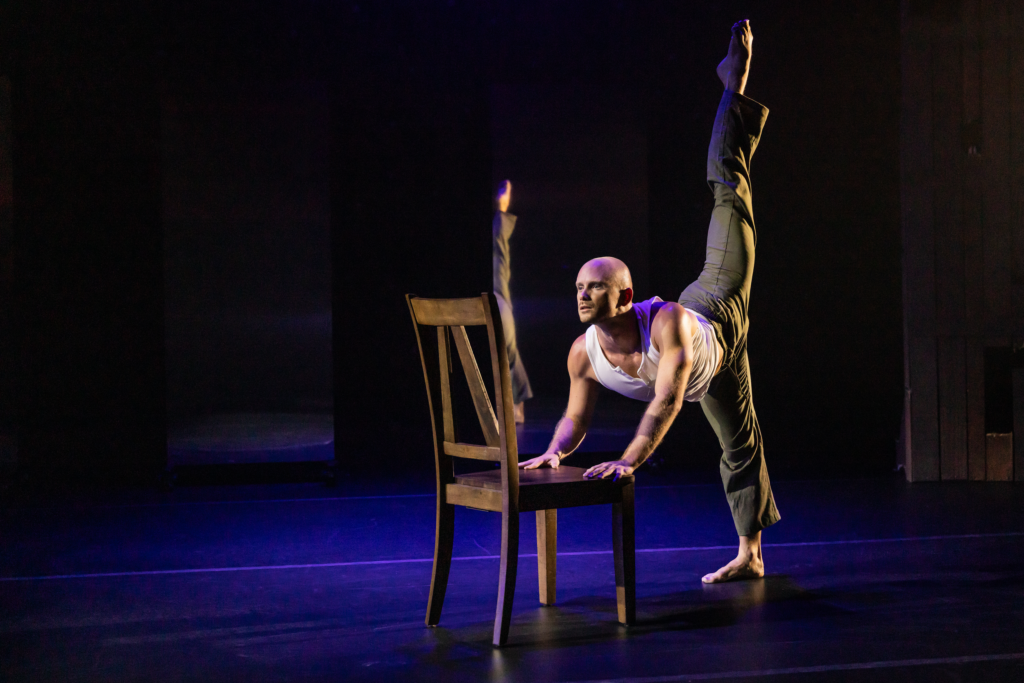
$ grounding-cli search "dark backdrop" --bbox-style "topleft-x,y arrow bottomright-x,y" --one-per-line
161,81 -> 333,423
6,1 -> 901,486
490,83 -> 650,400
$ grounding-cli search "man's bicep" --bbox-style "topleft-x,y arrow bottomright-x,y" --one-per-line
565,374 -> 600,427
652,305 -> 690,353
565,340 -> 600,428
654,311 -> 694,398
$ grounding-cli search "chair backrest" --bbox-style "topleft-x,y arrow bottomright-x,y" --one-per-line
406,293 -> 519,496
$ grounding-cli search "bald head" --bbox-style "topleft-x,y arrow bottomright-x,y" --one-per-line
576,257 -> 634,323
579,257 -> 632,290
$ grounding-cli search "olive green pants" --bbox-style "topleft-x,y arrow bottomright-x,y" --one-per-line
678,90 -> 781,536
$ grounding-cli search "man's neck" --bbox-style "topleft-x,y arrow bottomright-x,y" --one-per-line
594,305 -> 640,354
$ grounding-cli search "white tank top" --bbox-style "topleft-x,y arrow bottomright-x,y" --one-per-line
584,297 -> 721,403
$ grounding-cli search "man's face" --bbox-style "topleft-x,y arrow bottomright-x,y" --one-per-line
576,265 -> 623,323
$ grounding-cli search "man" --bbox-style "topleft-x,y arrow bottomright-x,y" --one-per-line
519,19 -> 780,584
493,180 -> 533,422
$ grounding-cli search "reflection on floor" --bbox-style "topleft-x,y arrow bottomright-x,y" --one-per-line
3,474 -> 1024,681
168,413 -> 334,465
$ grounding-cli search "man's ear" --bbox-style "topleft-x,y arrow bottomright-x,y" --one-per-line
619,287 -> 634,307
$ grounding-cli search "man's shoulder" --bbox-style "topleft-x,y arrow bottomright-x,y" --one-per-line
650,301 -> 694,349
568,332 -> 597,378
569,332 -> 590,362
650,300 -> 686,324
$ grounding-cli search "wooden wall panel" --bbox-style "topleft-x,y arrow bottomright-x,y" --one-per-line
986,433 -> 1013,481
932,13 -> 966,336
909,336 -> 941,481
902,2 -> 937,341
903,0 -> 1024,484
938,337 -> 968,479
1015,367 -> 1024,481
931,8 -> 968,481
902,1 -> 938,481
981,0 -> 1012,334
962,0 -> 986,328
1012,2 -> 1024,338
966,337 -> 987,480
962,2 -> 988,483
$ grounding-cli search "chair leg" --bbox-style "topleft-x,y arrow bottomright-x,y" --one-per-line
425,500 -> 455,626
493,509 -> 520,647
612,482 -> 636,625
536,509 -> 557,605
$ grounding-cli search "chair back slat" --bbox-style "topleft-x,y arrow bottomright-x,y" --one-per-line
407,293 -> 519,507
410,297 -> 487,327
480,293 -> 519,497
443,441 -> 501,462
436,327 -> 456,443
450,325 -> 500,448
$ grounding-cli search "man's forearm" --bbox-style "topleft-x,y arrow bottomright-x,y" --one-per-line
546,416 -> 586,459
621,394 -> 682,468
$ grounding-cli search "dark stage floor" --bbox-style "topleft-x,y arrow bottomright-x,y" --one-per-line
3,473 -> 1024,682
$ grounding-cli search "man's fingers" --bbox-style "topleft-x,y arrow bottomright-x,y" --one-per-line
521,456 -> 560,470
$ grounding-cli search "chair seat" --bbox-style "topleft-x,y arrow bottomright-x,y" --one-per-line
452,466 -> 634,512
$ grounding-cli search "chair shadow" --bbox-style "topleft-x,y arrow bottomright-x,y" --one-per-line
419,574 -> 849,655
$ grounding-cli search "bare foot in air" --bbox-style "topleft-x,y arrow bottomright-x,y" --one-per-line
702,533 -> 764,584
496,180 -> 512,213
717,19 -> 753,95
513,402 -> 525,424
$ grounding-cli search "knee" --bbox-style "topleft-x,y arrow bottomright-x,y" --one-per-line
720,436 -> 763,469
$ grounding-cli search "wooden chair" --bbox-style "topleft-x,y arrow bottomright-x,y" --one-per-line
406,292 -> 636,647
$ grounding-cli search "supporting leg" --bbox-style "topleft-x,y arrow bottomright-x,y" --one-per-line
699,348 -> 779,549
677,76 -> 769,358
425,500 -> 455,626
612,482 -> 636,625
493,509 -> 520,647
536,509 -> 557,605
703,531 -> 763,584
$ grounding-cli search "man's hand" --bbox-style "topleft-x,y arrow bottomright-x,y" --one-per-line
583,459 -> 635,481
519,453 -> 561,470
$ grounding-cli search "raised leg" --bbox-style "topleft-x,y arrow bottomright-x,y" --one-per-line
493,509 -> 520,646
536,509 -> 557,605
677,23 -> 768,362
612,482 -> 636,625
425,500 -> 455,626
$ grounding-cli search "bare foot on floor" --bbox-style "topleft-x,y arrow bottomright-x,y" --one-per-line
717,19 -> 753,95
703,534 -> 764,583
702,553 -> 764,583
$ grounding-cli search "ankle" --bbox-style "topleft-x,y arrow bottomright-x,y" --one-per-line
739,534 -> 762,558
